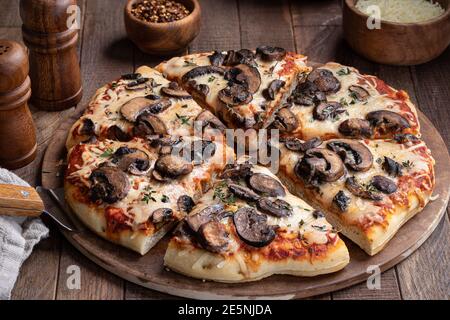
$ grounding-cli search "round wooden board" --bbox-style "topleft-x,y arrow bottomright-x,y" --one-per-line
42,107 -> 450,300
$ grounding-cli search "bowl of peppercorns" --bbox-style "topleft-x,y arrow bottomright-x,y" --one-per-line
125,0 -> 201,55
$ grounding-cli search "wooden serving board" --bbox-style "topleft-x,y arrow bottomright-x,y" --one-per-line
41,107 -> 450,300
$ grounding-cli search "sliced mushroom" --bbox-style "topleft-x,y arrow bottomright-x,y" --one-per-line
333,190 -> 350,212
189,140 -> 217,164
111,147 -> 150,175
186,204 -> 225,232
121,73 -> 142,80
296,148 -> 345,186
120,97 -> 172,122
327,140 -> 373,172
223,49 -> 256,66
89,166 -> 130,204
271,107 -> 298,133
366,111 -> 410,135
153,154 -> 193,180
257,197 -> 292,218
313,101 -> 346,121
256,46 -> 286,62
219,163 -> 253,180
345,177 -> 382,201
233,207 -> 276,247
195,110 -> 226,132
106,125 -> 130,142
371,175 -> 397,194
151,208 -> 173,224
185,80 -> 210,100
227,106 -> 256,128
263,79 -> 286,101
208,51 -> 226,66
134,113 -> 168,137
161,82 -> 191,99
248,173 -> 286,197
148,135 -> 182,154
338,118 -> 373,138
393,133 -> 419,144
382,157 -> 403,177
198,221 -> 230,253
228,183 -> 260,202
291,81 -> 326,106
307,69 -> 341,94
225,64 -> 261,93
125,77 -> 151,90
313,210 -> 325,219
79,118 -> 95,136
177,195 -> 195,213
284,137 -> 322,152
349,85 -> 370,102
218,84 -> 253,106
181,66 -> 225,83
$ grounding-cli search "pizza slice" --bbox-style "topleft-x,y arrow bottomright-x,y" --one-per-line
156,46 -> 311,130
66,66 -> 226,150
64,136 -> 234,255
276,135 -> 435,255
273,62 -> 420,140
164,162 -> 350,283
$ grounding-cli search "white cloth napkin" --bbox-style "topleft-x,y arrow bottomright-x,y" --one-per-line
0,168 -> 49,300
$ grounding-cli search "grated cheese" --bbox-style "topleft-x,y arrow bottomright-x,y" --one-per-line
355,0 -> 445,23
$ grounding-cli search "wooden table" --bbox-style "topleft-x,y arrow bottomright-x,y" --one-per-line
2,0 -> 449,300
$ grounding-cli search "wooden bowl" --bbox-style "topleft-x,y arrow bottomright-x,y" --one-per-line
343,0 -> 450,65
124,0 -> 201,55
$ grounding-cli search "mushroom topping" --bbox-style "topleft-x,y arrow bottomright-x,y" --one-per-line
382,157 -> 403,177
151,208 -> 173,224
189,140 -> 217,164
181,66 -> 225,83
198,221 -> 230,253
307,69 -> 341,94
223,49 -> 256,66
219,163 -> 253,180
225,64 -> 262,93
366,111 -> 410,135
218,84 -> 253,106
185,80 -> 210,99
208,51 -> 226,66
186,204 -> 225,232
296,148 -> 345,184
349,85 -> 370,102
338,118 -> 373,138
111,147 -> 150,175
263,80 -> 285,100
313,210 -> 325,219
89,167 -> 130,204
120,97 -> 172,122
228,107 -> 256,128
291,81 -> 326,106
148,135 -> 182,154
257,197 -> 292,218
284,137 -> 322,152
121,73 -> 142,80
248,173 -> 286,197
271,107 -> 298,133
333,190 -> 350,212
195,110 -> 226,132
327,140 -> 373,172
228,183 -> 260,202
393,134 -> 419,144
233,207 -> 276,247
161,82 -> 191,99
313,101 -> 346,121
80,118 -> 95,136
106,125 -> 130,142
125,77 -> 151,90
371,175 -> 397,194
345,177 -> 382,201
256,46 -> 286,62
134,113 -> 168,136
177,195 -> 195,213
153,154 -> 193,181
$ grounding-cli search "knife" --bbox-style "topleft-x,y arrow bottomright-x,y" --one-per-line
0,184 -> 76,232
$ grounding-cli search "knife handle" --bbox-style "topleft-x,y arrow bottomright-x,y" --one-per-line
0,184 -> 44,217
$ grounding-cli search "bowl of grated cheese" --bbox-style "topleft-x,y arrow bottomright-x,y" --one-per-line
343,0 -> 450,65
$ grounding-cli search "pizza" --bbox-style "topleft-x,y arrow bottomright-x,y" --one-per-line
64,136 -> 234,254
156,46 -> 311,130
66,66 -> 226,150
272,62 -> 420,141
164,162 -> 350,282
276,135 -> 435,255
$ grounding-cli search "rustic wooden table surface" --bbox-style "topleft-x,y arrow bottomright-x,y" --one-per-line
2,0 -> 449,300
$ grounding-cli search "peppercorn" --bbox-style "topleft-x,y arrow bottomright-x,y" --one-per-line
131,0 -> 191,23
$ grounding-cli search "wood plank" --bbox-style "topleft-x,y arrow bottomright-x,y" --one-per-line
290,0 -> 342,27
238,0 -> 295,51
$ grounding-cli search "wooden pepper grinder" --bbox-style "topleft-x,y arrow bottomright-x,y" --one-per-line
20,0 -> 83,111
0,40 -> 37,169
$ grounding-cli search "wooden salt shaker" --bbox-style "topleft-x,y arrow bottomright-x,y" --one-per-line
20,0 -> 83,111
0,40 -> 37,169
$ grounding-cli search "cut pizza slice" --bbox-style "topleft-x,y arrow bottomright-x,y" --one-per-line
164,162 -> 350,283
276,62 -> 420,140
64,136 -> 235,255
276,135 -> 435,255
156,46 -> 311,130
66,66 -> 226,150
